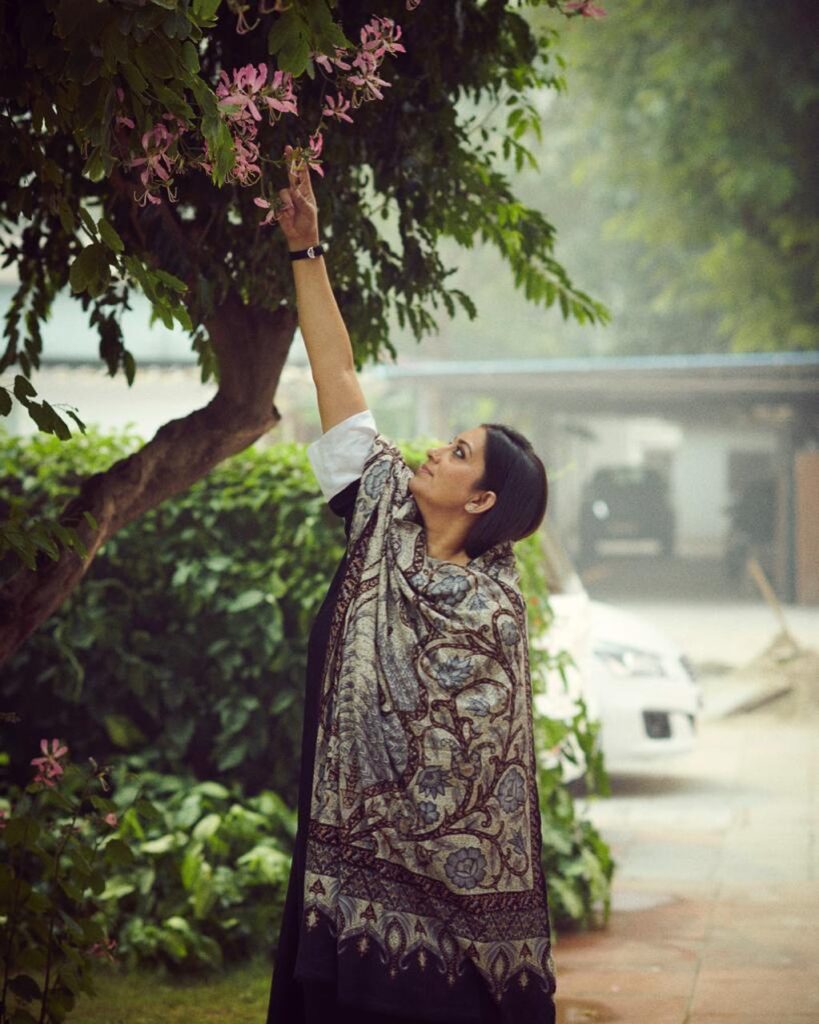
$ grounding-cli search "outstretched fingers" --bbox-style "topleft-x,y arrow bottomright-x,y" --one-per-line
284,144 -> 314,207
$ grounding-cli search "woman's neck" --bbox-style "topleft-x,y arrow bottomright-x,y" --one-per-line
422,509 -> 471,565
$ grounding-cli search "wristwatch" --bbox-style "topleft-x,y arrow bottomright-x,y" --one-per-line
289,244 -> 325,261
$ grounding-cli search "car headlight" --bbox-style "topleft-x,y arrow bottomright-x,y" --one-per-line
593,643 -> 667,678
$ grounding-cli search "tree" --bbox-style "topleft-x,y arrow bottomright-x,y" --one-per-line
545,0 -> 819,354
0,0 -> 607,661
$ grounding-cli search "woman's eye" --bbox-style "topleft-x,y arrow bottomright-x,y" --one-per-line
454,445 -> 464,458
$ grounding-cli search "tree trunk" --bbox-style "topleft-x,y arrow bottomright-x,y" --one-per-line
0,293 -> 298,664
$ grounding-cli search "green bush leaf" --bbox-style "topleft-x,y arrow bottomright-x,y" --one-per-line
8,974 -> 42,1002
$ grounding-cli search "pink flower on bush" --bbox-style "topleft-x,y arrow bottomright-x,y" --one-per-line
30,738 -> 69,788
88,938 -> 118,963
563,1 -> 607,18
104,812 -> 118,828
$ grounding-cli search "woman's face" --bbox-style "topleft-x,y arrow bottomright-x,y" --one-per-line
409,425 -> 493,514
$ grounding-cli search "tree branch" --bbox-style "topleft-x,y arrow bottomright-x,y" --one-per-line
0,298 -> 297,663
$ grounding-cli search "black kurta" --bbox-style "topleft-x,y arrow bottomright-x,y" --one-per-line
265,479 -> 555,1024
266,480 -> 359,1024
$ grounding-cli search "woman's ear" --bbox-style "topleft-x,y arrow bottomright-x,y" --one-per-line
466,491 -> 497,515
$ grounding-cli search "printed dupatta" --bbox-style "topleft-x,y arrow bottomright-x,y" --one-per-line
297,435 -> 556,1018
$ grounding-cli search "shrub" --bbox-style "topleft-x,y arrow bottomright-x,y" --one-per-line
1,427 -> 612,946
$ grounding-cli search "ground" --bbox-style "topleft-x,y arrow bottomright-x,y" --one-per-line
554,674 -> 818,1023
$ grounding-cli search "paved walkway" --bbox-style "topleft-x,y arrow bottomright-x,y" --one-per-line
552,686 -> 819,1023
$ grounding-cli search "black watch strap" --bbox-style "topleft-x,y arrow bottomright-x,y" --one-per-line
289,244 -> 325,261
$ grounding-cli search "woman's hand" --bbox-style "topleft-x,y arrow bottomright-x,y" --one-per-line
278,144 -> 320,251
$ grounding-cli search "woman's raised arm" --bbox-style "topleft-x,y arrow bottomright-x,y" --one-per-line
277,146 -> 367,432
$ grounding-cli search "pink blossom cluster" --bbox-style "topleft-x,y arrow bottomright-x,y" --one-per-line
30,737 -> 69,788
128,120 -> 184,206
320,15 -> 406,117
110,6 -> 423,221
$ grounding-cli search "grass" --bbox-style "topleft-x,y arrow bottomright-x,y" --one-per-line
69,959 -> 272,1024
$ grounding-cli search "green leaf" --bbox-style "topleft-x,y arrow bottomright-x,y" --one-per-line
228,589 -> 266,612
192,813 -> 222,841
105,838 -> 135,866
193,0 -> 221,21
153,268 -> 188,292
104,713 -> 147,749
98,217 -> 124,253
181,40 -> 200,74
64,408 -> 87,434
69,244 -> 109,295
141,834 -> 178,855
8,974 -> 41,1002
13,375 -> 36,401
121,61 -> 149,95
10,1009 -> 39,1024
123,349 -> 136,385
81,148 -> 106,183
78,206 -> 98,237
42,401 -> 72,440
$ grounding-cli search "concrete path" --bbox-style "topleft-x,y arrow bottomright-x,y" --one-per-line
552,685 -> 819,1023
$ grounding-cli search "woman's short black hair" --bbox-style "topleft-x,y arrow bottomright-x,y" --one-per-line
465,424 -> 548,559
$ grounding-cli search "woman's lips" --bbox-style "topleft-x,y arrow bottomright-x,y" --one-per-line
419,465 -> 433,477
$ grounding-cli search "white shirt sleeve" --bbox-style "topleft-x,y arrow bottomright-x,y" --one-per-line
306,409 -> 378,501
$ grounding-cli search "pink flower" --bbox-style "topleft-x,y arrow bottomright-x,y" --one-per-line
563,1 -> 607,18
306,132 -> 324,177
104,813 -> 118,828
322,92 -> 354,124
313,48 -> 352,74
360,17 -> 406,59
228,133 -> 262,185
260,70 -> 298,120
217,64 -> 298,130
253,196 -> 279,226
88,938 -> 118,963
406,0 -> 422,9
347,50 -> 391,104
127,122 -> 182,206
30,738 -> 69,788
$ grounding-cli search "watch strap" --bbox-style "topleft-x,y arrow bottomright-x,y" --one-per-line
289,244 -> 325,261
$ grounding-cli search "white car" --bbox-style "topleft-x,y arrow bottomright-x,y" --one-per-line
532,521 -> 703,782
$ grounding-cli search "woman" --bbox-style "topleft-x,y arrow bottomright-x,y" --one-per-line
266,148 -> 557,1024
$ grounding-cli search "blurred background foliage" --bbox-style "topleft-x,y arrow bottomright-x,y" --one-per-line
1,428 -> 613,972
404,0 -> 818,361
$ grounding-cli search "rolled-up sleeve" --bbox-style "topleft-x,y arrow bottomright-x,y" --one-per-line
306,410 -> 378,501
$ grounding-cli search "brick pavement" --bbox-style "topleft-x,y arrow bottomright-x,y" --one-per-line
551,687 -> 819,1023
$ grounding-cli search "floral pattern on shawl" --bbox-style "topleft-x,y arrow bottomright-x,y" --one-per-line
301,435 -> 556,1011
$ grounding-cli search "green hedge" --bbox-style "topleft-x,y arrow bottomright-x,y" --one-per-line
1,429 -> 344,803
1,427 -> 613,953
